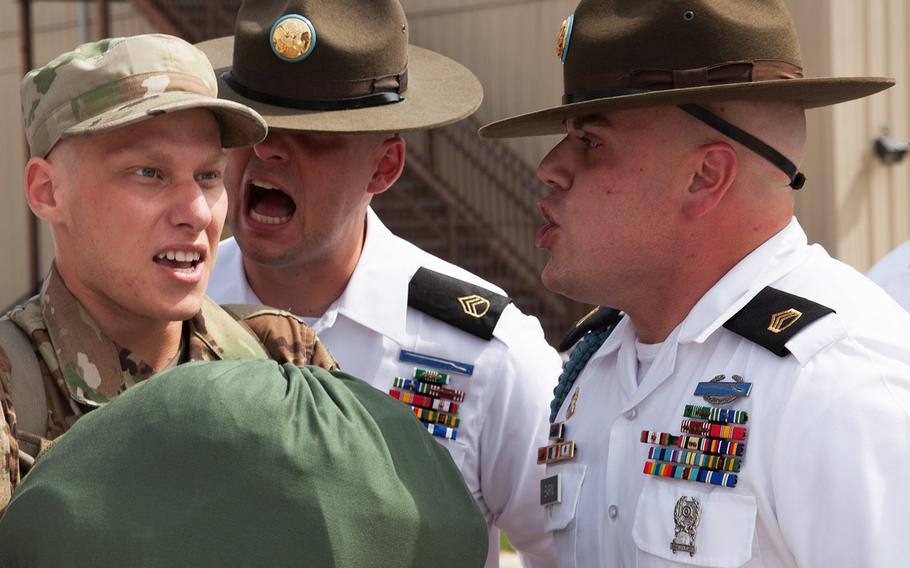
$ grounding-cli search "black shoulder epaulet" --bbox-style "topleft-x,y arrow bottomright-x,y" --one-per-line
722,286 -> 835,357
558,307 -> 623,352
408,267 -> 510,340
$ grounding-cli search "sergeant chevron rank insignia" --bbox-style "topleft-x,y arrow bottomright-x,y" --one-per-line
723,286 -> 834,356
768,308 -> 802,333
458,295 -> 491,318
408,267 -> 509,340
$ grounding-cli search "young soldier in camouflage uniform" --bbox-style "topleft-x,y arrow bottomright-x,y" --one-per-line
0,34 -> 338,509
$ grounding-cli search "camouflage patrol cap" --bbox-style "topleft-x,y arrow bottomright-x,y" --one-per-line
21,33 -> 268,158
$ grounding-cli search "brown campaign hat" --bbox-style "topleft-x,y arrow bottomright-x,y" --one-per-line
480,0 -> 895,139
198,0 -> 483,134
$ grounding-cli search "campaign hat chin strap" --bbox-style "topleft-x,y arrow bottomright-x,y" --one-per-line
678,103 -> 805,190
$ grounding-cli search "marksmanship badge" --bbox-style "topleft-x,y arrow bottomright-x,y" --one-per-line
670,496 -> 701,556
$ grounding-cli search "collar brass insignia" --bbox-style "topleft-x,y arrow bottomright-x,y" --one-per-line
574,307 -> 598,328
768,308 -> 802,334
458,294 -> 491,318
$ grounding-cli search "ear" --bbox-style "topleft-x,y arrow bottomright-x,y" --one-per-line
366,136 -> 406,195
24,157 -> 65,223
682,142 -> 738,219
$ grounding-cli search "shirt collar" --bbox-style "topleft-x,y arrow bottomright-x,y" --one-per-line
679,217 -> 810,344
41,265 -> 220,406
594,217 -> 809,358
313,207 -> 410,345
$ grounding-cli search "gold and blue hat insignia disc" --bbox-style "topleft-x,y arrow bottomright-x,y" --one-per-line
556,14 -> 575,63
270,14 -> 317,63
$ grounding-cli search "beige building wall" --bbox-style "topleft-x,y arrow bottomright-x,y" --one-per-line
786,0 -> 910,271
403,0 -> 573,169
0,0 -> 155,307
1,0 -> 909,307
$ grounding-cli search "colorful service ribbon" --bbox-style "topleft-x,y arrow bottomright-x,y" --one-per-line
389,390 -> 459,413
680,419 -> 747,441
426,423 -> 457,440
414,368 -> 449,385
643,460 -> 738,488
640,430 -> 744,457
393,377 -> 466,402
648,446 -> 741,473
536,441 -> 576,465
412,406 -> 460,428
683,404 -> 748,424
678,434 -> 744,457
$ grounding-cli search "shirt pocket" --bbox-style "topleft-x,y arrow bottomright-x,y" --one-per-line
543,463 -> 586,532
633,479 -> 757,568
544,463 -> 586,566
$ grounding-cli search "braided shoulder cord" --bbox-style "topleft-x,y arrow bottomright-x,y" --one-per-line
549,326 -> 613,423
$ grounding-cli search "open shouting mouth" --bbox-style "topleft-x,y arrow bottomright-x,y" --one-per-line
246,179 -> 297,226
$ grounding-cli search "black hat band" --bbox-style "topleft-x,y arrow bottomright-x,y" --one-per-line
222,71 -> 407,111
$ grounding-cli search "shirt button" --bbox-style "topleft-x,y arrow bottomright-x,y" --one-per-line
608,505 -> 619,519
625,408 -> 637,420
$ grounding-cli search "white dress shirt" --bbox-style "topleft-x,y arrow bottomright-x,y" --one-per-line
546,218 -> 910,567
867,239 -> 910,311
209,207 -> 561,568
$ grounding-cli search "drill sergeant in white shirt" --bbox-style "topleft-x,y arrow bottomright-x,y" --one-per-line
480,0 -> 910,566
202,1 -> 561,566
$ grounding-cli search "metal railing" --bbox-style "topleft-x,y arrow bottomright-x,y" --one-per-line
131,0 -> 239,41
394,117 -> 587,341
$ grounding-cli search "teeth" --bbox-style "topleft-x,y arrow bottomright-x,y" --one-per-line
156,250 -> 202,262
251,179 -> 280,191
250,210 -> 291,225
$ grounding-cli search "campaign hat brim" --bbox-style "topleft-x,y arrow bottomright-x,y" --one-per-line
199,35 -> 483,134
480,76 -> 894,139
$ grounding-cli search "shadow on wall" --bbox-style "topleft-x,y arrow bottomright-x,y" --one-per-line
3,282 -> 41,314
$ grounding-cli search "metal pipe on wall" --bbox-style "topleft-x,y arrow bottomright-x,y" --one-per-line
96,0 -> 109,38
19,0 -> 39,289
79,1 -> 90,43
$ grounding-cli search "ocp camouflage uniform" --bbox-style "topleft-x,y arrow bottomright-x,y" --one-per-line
0,266 -> 338,508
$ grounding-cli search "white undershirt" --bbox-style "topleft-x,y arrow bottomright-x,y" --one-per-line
635,339 -> 663,385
